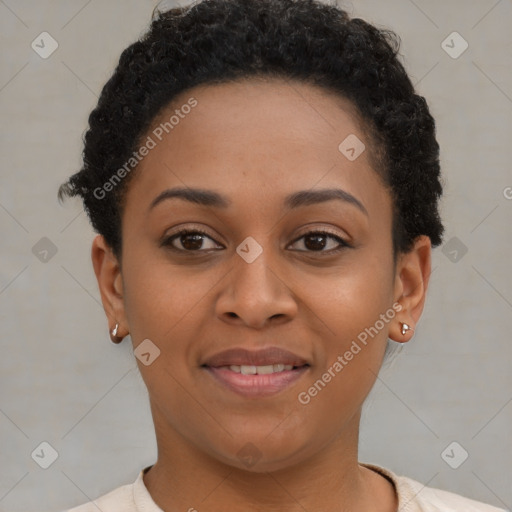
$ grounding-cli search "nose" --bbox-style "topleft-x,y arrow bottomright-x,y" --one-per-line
215,244 -> 298,330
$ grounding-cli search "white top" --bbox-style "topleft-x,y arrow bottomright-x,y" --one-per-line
65,462 -> 507,511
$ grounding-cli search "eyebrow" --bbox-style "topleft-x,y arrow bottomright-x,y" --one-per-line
149,186 -> 368,216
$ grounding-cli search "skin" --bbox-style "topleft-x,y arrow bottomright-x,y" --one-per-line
92,77 -> 431,512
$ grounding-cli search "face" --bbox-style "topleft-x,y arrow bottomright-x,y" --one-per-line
93,77 -> 431,473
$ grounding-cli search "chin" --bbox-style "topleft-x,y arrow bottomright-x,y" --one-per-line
208,432 -> 313,474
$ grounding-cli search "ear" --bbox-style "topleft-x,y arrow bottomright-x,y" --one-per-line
389,235 -> 432,343
91,234 -> 128,339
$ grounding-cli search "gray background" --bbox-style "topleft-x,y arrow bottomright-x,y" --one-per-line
1,0 -> 511,510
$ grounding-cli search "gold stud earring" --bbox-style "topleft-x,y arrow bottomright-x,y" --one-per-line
110,323 -> 123,344
400,322 -> 414,336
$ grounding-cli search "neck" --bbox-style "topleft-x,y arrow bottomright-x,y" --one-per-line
143,407 -> 398,512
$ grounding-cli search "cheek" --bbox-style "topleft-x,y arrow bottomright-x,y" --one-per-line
121,255 -> 230,397
304,255 -> 395,394
122,254 -> 216,340
295,291 -> 393,431
310,257 -> 395,341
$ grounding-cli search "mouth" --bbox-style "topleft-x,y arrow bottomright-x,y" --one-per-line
215,363 -> 304,374
201,347 -> 310,398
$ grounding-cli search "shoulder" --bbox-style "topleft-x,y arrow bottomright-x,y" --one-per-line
64,482 -> 135,512
360,462 -> 507,512
397,474 -> 507,512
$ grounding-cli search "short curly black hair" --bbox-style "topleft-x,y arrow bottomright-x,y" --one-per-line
58,0 -> 444,263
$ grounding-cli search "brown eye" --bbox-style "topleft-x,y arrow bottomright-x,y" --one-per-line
288,231 -> 350,253
163,230 -> 222,252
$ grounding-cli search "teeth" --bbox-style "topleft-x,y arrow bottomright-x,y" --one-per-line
240,365 -> 257,375
254,364 -> 273,374
228,364 -> 296,374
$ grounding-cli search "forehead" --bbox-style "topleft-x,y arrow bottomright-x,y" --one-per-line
123,77 -> 388,218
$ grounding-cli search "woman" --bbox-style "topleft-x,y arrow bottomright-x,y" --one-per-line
57,0 -> 505,510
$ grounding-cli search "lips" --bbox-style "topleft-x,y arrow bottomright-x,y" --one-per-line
202,347 -> 310,398
202,347 -> 309,368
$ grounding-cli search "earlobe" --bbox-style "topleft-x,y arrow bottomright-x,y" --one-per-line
390,235 -> 432,343
91,235 -> 128,341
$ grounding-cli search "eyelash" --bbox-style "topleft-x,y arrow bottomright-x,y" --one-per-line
162,228 -> 351,255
